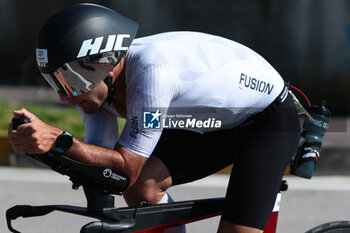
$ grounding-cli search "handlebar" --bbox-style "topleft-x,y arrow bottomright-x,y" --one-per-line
7,205 -> 54,219
12,117 -> 29,130
6,204 -> 131,233
6,205 -> 54,233
7,117 -> 133,233
10,117 -> 130,194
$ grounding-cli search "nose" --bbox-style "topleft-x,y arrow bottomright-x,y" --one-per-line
108,70 -> 114,76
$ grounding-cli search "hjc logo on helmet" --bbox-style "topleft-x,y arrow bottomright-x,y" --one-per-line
77,34 -> 131,58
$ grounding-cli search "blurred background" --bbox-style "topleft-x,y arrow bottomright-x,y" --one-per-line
1,1 -> 350,233
1,0 -> 350,107
1,0 -> 350,170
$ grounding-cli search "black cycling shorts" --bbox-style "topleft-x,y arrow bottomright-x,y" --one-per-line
152,95 -> 300,230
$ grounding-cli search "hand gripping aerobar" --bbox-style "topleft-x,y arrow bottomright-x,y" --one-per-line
7,118 -> 134,233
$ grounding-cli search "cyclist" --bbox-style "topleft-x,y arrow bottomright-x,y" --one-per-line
8,4 -> 300,233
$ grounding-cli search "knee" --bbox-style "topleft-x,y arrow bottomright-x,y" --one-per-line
124,176 -> 165,206
137,176 -> 162,201
123,156 -> 172,206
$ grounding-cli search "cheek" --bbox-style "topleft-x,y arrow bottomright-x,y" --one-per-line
83,82 -> 108,105
95,82 -> 108,100
64,81 -> 107,103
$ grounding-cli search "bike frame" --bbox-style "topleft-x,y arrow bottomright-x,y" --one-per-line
7,192 -> 283,233
129,193 -> 282,233
6,158 -> 284,233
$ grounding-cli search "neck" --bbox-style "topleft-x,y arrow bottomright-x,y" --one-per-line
113,57 -> 127,117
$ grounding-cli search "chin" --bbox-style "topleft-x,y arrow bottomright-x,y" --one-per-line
82,108 -> 95,115
80,102 -> 101,114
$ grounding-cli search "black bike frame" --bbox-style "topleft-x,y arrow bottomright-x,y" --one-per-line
7,194 -> 282,233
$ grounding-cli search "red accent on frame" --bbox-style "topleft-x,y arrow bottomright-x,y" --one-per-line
131,212 -> 222,233
263,211 -> 279,233
132,209 -> 279,233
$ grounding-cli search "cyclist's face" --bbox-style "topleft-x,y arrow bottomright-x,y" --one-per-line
59,80 -> 108,114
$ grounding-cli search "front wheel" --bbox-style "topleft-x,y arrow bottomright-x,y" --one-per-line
305,221 -> 350,233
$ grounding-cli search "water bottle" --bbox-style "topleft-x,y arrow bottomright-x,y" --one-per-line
290,100 -> 330,179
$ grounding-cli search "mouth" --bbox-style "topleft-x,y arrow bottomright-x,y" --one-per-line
77,101 -> 87,107
65,99 -> 85,106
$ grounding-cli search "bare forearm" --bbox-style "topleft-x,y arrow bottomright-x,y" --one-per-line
66,138 -> 126,170
65,138 -> 147,186
8,108 -> 145,186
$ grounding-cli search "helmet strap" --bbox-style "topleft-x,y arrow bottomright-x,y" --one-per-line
103,76 -> 115,104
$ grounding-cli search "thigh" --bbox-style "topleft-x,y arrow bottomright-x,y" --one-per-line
222,95 -> 301,229
152,129 -> 238,186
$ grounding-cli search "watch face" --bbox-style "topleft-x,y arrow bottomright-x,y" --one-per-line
57,134 -> 73,151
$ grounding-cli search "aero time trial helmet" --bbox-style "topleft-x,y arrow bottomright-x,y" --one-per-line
36,3 -> 138,96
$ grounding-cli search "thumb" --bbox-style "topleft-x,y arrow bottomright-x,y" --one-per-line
13,108 -> 37,122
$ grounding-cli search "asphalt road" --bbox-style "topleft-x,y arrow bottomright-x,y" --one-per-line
1,167 -> 350,233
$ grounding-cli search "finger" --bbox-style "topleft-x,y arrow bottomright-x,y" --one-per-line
8,124 -> 16,137
7,128 -> 25,144
8,123 -> 14,131
7,134 -> 19,144
10,143 -> 26,155
15,123 -> 36,134
11,134 -> 36,145
8,126 -> 38,147
16,140 -> 39,153
13,108 -> 31,120
23,144 -> 48,155
13,108 -> 37,122
13,108 -> 26,119
13,148 -> 26,155
11,139 -> 33,149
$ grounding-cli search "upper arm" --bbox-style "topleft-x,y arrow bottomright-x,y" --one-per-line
77,105 -> 147,184
77,105 -> 119,149
118,64 -> 181,158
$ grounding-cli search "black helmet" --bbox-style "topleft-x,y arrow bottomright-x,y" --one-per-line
36,3 -> 138,96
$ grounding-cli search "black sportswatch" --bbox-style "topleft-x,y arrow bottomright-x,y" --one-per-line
54,131 -> 73,153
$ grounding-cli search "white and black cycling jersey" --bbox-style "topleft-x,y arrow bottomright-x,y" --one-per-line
78,31 -> 285,158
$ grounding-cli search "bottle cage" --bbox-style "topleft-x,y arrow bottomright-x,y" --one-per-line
289,84 -> 313,120
290,85 -> 311,107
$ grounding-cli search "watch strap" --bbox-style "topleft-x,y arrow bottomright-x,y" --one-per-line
48,131 -> 73,157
